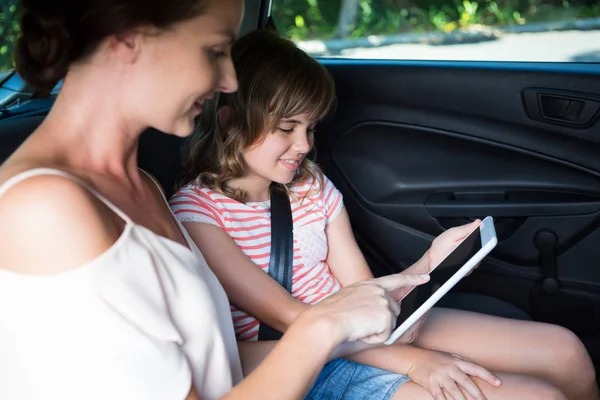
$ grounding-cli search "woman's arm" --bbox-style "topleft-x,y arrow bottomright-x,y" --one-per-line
225,273 -> 431,400
237,340 -> 278,376
224,315 -> 335,400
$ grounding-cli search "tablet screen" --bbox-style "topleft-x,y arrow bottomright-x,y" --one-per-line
395,225 -> 483,327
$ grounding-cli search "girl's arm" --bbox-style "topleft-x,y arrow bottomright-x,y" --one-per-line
325,207 -> 479,284
323,206 -> 500,399
182,221 -> 307,332
324,206 -> 429,283
324,206 -> 376,283
183,220 -> 430,377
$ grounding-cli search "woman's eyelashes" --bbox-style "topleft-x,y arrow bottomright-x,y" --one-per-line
210,49 -> 227,59
207,44 -> 231,59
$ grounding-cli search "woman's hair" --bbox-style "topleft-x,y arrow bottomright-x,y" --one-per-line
15,0 -> 208,94
177,28 -> 336,202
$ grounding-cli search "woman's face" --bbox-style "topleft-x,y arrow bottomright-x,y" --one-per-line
125,0 -> 243,136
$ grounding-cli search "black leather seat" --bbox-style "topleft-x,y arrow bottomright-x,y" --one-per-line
0,117 -> 185,198
138,128 -> 186,198
439,292 -> 531,320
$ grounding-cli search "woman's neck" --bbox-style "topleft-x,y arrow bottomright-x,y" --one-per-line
37,67 -> 144,178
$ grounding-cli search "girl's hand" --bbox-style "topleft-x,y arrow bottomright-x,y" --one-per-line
427,220 -> 482,274
407,350 -> 501,400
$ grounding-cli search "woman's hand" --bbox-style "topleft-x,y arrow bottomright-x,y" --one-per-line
304,273 -> 430,345
407,350 -> 501,400
427,220 -> 481,274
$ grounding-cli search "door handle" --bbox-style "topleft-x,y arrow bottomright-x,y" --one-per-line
522,88 -> 600,127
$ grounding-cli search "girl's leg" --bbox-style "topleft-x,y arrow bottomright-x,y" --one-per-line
412,307 -> 597,400
392,373 -> 566,400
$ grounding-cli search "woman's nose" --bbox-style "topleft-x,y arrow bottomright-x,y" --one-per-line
219,59 -> 238,94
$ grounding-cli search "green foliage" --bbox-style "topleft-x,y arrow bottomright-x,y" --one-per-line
0,0 -> 20,72
273,0 -> 600,40
0,0 -> 599,72
271,0 -> 342,40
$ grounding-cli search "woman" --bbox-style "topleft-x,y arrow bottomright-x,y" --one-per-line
0,0 -> 430,399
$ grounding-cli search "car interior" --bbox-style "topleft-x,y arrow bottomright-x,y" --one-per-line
1,0 -> 600,379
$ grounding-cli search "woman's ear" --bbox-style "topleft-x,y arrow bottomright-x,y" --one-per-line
107,29 -> 146,64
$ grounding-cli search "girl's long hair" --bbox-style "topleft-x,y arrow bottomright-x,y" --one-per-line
177,29 -> 336,202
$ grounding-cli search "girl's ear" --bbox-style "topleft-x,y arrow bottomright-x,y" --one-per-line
218,105 -> 232,128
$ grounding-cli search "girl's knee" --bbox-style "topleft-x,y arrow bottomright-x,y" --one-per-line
544,324 -> 593,370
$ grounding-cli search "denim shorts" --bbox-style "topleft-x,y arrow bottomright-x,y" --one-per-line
306,358 -> 410,400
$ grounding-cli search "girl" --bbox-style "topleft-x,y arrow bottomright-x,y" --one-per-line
171,28 -> 597,400
0,1 -> 428,399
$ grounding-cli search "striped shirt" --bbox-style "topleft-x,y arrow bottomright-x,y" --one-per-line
169,174 -> 344,341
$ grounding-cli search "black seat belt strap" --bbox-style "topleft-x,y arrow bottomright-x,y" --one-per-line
257,184 -> 294,341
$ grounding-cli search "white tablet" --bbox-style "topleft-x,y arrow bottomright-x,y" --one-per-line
384,216 -> 498,345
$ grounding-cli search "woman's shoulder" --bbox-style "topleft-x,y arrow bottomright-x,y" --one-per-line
0,166 -> 122,276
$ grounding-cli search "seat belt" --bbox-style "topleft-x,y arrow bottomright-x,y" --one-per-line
257,184 -> 294,341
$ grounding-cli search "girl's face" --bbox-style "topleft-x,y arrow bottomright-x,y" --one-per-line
242,112 -> 315,186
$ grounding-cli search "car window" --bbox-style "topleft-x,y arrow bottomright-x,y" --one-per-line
271,0 -> 600,62
0,1 -> 20,73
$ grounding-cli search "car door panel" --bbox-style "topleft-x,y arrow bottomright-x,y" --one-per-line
314,60 -> 600,361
